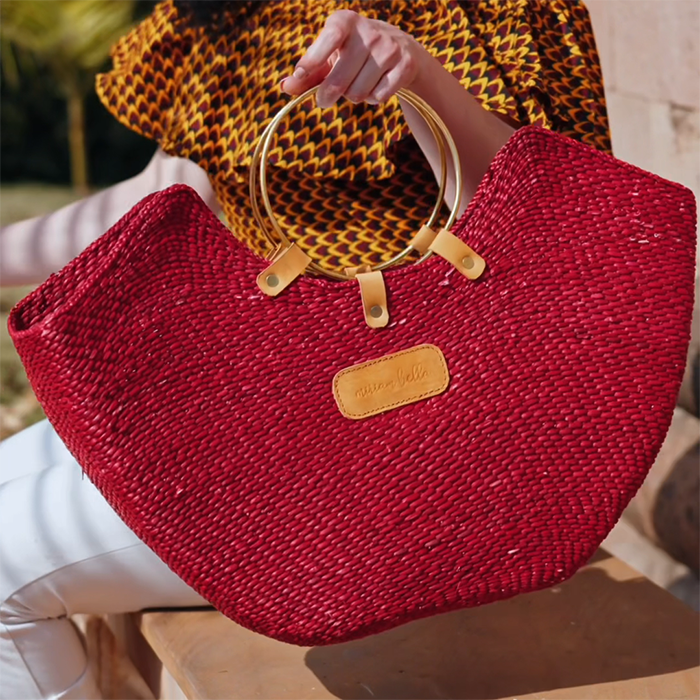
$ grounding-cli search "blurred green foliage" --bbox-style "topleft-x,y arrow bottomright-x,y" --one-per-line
1,65 -> 156,186
0,0 -> 155,186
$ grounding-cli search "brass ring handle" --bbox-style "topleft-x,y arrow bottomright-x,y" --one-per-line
250,87 -> 463,281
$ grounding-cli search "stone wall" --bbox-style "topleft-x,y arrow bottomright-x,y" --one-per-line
587,0 -> 699,607
586,0 -> 699,202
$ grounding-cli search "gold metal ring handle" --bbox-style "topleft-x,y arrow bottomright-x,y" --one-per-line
250,87 -> 463,281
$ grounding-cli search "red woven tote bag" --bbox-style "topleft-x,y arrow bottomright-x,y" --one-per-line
9,91 -> 697,646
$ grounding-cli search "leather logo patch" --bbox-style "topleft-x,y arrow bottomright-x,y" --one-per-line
333,344 -> 449,420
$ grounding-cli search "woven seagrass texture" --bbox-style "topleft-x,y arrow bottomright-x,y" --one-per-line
9,127 -> 696,646
95,0 -> 610,270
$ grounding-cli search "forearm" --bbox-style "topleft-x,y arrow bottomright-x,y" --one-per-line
0,150 -> 219,287
1,175 -> 149,287
400,50 -> 515,218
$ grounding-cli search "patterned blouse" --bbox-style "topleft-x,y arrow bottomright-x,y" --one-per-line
96,0 -> 610,271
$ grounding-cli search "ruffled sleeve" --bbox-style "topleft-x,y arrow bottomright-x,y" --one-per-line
449,0 -> 610,153
97,0 -> 417,183
95,2 -> 187,150
96,0 -> 610,188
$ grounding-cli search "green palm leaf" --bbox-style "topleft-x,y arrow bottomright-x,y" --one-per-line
1,0 -> 135,72
1,0 -> 137,190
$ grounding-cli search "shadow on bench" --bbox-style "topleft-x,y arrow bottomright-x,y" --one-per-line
110,549 -> 699,699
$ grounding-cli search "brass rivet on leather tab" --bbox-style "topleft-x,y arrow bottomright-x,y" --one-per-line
256,243 -> 312,297
355,270 -> 389,329
429,229 -> 486,281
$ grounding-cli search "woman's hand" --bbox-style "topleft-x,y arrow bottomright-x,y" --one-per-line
281,9 -> 515,216
281,10 -> 429,108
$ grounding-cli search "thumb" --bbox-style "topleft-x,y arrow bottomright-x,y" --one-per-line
281,60 -> 332,96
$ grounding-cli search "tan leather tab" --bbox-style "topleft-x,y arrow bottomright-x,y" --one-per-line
429,228 -> 486,280
356,270 -> 389,329
333,344 -> 449,420
256,244 -> 312,296
410,224 -> 438,255
344,264 -> 372,278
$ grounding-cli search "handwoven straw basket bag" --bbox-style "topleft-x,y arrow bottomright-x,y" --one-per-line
9,89 -> 697,645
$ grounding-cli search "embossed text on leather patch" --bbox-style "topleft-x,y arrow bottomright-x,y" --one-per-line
333,344 -> 450,420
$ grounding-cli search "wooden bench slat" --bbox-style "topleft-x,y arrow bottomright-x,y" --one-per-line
136,550 -> 699,699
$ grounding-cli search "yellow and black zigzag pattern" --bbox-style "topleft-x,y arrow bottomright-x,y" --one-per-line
97,0 -> 611,271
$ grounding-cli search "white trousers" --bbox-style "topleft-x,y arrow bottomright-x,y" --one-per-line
0,420 -> 208,700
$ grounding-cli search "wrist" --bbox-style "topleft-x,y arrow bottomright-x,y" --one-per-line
407,44 -> 445,100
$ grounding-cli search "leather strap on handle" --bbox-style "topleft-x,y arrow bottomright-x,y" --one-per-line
430,228 -> 486,280
410,225 -> 486,280
410,224 -> 439,255
257,243 -> 312,296
345,265 -> 390,328
357,270 -> 389,329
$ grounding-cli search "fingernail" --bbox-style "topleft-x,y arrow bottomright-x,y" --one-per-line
293,66 -> 308,80
280,77 -> 289,92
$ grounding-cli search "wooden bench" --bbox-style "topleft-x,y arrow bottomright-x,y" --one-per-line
116,549 -> 699,699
